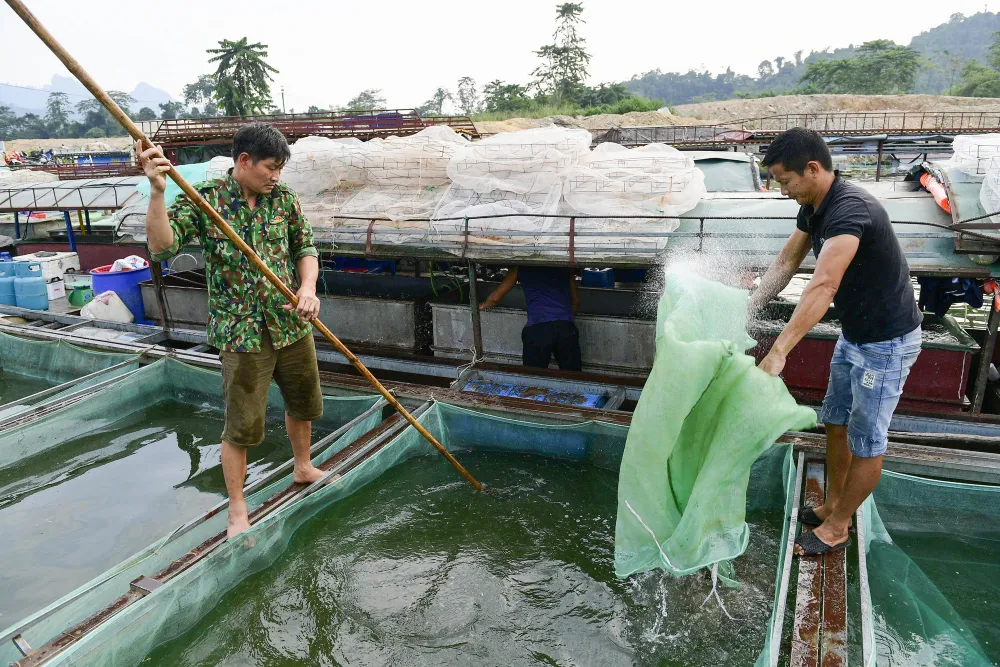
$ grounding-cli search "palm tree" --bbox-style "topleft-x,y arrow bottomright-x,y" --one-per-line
207,38 -> 278,117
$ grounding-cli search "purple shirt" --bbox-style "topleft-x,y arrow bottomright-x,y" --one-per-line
518,266 -> 574,327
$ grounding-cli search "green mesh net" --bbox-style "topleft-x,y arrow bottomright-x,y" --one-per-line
0,331 -> 140,421
0,357 -> 383,665
862,470 -> 1000,666
614,272 -> 816,581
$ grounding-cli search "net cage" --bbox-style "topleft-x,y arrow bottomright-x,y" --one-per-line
0,331 -> 140,422
6,401 -> 801,667
862,470 -> 1000,666
978,155 -> 1000,236
0,357 -> 384,665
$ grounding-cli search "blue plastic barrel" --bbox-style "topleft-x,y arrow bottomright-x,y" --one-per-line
90,263 -> 151,322
582,268 -> 615,288
14,262 -> 48,310
0,261 -> 16,306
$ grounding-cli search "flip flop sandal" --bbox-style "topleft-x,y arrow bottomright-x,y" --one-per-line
795,530 -> 852,557
798,506 -> 855,533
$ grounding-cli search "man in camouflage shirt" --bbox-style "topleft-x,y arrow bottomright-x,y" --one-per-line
140,123 -> 325,537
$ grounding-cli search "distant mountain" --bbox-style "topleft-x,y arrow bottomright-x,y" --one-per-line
627,11 -> 1000,105
0,75 -> 175,116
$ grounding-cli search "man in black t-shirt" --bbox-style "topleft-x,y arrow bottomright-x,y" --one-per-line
749,128 -> 922,557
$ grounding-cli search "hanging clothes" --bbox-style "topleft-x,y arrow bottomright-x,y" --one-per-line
917,277 -> 983,317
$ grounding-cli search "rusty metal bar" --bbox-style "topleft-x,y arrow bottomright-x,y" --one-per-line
821,514 -> 848,666
791,459 -> 825,667
467,262 -> 483,363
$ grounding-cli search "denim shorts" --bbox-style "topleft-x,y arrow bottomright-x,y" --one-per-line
817,327 -> 921,458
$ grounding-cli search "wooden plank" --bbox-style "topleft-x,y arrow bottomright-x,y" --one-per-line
790,460 -> 826,667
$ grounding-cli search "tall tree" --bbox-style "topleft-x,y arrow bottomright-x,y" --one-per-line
158,101 -> 186,119
44,92 -> 71,136
182,74 -> 219,116
799,40 -> 920,94
0,105 -> 20,139
456,77 -> 479,115
207,38 -> 278,116
532,3 -> 591,104
345,89 -> 387,110
417,87 -> 452,115
135,107 -> 158,121
757,60 -> 774,80
482,80 -> 533,112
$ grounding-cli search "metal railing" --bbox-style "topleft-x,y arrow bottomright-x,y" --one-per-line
151,109 -> 480,145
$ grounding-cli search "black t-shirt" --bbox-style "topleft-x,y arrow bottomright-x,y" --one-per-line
795,175 -> 921,344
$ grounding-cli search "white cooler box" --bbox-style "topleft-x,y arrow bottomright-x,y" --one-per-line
14,252 -> 81,282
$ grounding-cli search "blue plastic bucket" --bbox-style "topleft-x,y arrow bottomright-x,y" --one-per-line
90,263 -> 151,321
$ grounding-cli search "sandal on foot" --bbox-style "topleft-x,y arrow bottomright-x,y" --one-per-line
795,530 -> 852,557
798,506 -> 855,533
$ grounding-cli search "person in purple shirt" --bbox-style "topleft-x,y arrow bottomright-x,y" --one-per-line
481,266 -> 582,371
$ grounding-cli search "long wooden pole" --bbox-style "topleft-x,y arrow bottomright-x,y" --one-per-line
5,0 -> 483,491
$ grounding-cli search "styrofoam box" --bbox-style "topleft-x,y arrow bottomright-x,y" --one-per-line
14,252 -> 81,282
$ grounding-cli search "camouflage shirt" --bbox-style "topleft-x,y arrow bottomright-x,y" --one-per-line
149,172 -> 319,353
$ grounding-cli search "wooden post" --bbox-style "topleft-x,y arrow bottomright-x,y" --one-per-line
467,262 -> 483,363
972,294 -> 1000,414
149,260 -> 171,331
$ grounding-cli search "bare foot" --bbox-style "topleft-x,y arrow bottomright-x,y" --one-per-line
227,511 -> 251,539
293,465 -> 325,485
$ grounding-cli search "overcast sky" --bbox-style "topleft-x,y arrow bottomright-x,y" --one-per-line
2,0 -> 991,109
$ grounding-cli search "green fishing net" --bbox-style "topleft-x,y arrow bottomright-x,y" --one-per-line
862,470 -> 1000,666
614,272 -> 816,580
0,331 -> 139,421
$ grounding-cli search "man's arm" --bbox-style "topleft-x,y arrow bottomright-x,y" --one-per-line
284,255 -> 320,320
758,234 -> 860,376
480,267 -> 518,310
283,192 -> 321,320
748,228 -> 812,316
137,141 -> 175,255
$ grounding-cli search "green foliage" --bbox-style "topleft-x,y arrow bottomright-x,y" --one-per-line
532,3 -> 591,104
798,40 -> 921,94
344,89 -> 387,110
182,74 -> 219,116
910,11 -> 1000,92
84,126 -> 106,138
416,87 -> 453,116
581,96 -> 661,116
158,101 -> 186,119
135,107 -> 158,121
482,80 -> 534,113
952,31 -> 1000,97
208,37 -> 278,116
44,92 -> 71,137
456,77 -> 479,115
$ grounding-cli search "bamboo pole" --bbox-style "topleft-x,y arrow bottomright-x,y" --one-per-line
5,0 -> 483,491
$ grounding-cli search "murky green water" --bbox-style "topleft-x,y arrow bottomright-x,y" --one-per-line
147,451 -> 784,667
0,372 -> 54,419
883,532 -> 1000,664
0,400 -> 326,625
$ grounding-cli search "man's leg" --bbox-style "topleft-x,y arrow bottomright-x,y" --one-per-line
219,336 -> 277,538
813,454 -> 883,545
813,338 -> 853,521
273,333 -> 325,484
522,323 -> 555,368
811,328 -> 921,548
286,413 -> 323,484
814,423 -> 851,522
221,440 -> 250,536
552,320 -> 583,372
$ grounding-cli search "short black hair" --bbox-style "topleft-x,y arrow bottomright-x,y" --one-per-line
761,127 -> 832,174
231,122 -> 291,166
